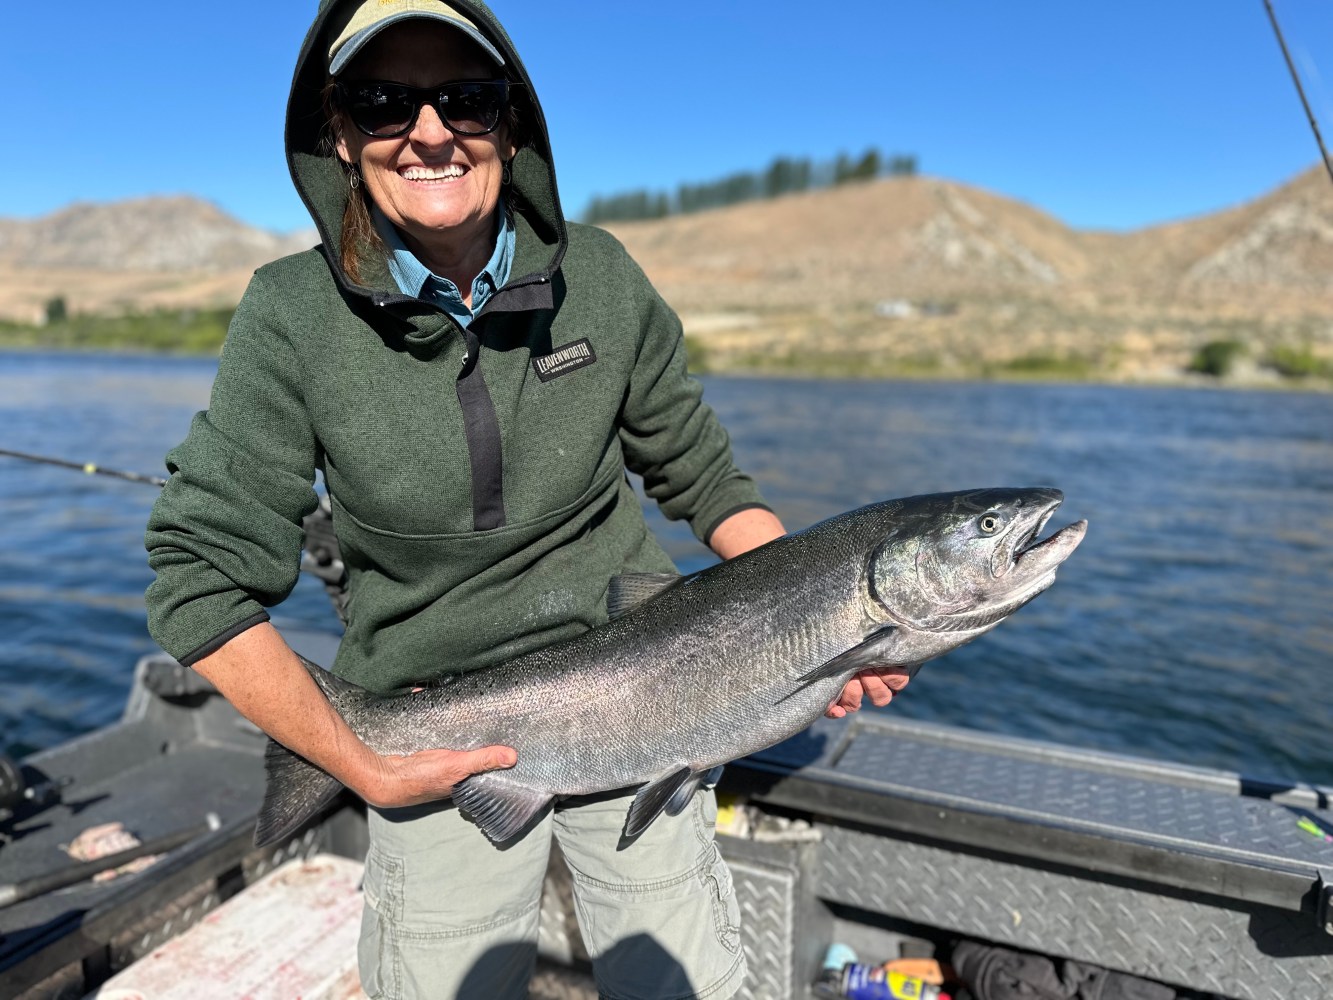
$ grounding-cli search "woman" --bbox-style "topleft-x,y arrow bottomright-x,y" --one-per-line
145,2 -> 902,997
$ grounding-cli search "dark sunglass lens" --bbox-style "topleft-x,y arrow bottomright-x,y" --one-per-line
440,82 -> 505,135
347,83 -> 417,136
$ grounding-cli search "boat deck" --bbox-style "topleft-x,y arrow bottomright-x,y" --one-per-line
2,631 -> 1331,999
730,714 -> 1333,998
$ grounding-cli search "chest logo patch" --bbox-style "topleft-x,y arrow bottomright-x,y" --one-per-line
532,338 -> 597,382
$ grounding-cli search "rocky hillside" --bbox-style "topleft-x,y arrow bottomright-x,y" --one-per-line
601,165 -> 1333,381
0,196 -> 316,272
603,165 -> 1333,310
0,198 -> 315,323
2,168 -> 1330,382
1136,168 -> 1333,306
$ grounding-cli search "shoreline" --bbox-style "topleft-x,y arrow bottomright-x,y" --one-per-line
3,340 -> 1329,393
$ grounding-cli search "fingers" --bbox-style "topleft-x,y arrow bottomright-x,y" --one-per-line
883,671 -> 912,692
825,679 -> 863,718
858,672 -> 895,708
840,682 -> 864,712
409,745 -> 516,789
365,746 -> 518,808
825,669 -> 912,718
460,744 -> 518,776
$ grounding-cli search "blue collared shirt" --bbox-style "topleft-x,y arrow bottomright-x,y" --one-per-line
371,203 -> 515,329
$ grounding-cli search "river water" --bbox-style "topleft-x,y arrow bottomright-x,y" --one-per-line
1,350 -> 1331,788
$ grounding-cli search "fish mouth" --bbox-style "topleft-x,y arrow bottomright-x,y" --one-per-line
1007,498 -> 1087,581
960,498 -> 1086,627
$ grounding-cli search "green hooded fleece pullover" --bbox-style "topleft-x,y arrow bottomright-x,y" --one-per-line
144,0 -> 772,693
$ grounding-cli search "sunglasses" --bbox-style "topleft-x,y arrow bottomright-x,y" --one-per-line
335,79 -> 510,139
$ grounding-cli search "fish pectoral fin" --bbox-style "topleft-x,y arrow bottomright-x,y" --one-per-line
452,775 -> 552,844
625,767 -> 696,838
794,626 -> 901,686
606,571 -> 687,618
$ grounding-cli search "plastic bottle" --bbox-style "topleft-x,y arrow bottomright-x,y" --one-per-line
823,943 -> 859,972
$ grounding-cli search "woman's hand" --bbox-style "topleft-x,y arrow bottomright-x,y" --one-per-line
192,624 -> 519,811
358,745 -> 518,809
825,669 -> 911,719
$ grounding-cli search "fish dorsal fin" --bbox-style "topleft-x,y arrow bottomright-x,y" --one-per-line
607,572 -> 684,618
452,775 -> 552,843
625,767 -> 695,837
793,626 -> 902,686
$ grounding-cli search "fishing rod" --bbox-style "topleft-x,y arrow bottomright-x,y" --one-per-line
1263,0 -> 1333,185
0,447 -> 167,488
0,446 -> 350,623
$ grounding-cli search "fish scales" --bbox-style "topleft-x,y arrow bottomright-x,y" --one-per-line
408,533 -> 858,782
256,488 -> 1087,846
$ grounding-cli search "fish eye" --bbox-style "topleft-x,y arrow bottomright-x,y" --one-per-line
979,513 -> 1002,534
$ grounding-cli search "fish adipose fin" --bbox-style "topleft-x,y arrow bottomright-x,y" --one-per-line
452,775 -> 553,843
606,572 -> 686,618
625,767 -> 700,837
794,626 -> 902,686
255,739 -> 345,847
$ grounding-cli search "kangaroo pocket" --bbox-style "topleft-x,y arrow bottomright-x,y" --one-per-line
329,470 -> 674,692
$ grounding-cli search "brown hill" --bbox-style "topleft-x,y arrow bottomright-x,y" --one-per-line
0,196 -> 316,272
1128,167 -> 1333,307
604,166 -> 1333,309
2,169 -> 1330,381
600,165 -> 1333,379
603,175 -> 1089,312
0,197 -> 315,324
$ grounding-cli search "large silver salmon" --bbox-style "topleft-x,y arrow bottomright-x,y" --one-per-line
256,487 -> 1086,846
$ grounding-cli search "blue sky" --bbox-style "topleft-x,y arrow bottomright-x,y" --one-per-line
5,1 -> 1330,234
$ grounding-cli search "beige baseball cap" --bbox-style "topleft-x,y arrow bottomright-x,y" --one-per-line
328,0 -> 505,75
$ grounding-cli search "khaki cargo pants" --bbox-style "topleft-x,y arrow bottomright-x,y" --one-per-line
358,787 -> 746,1000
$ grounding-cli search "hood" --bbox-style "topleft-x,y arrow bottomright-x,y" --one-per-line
285,0 -> 568,325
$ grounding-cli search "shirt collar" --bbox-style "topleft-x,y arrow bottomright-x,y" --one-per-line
370,202 -> 515,305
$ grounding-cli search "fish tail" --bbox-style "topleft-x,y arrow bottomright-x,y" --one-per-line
253,657 -> 378,846
254,738 -> 345,847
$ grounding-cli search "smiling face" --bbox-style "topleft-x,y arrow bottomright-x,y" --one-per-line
334,20 -> 514,272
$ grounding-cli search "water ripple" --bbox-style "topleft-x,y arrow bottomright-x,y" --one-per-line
3,354 -> 1331,788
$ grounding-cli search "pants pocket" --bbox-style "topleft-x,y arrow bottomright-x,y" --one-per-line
565,840 -> 745,997
359,846 -> 403,999
701,845 -> 742,956
358,905 -> 390,1000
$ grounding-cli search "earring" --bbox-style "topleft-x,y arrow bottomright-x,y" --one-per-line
349,167 -> 361,191
501,160 -> 512,186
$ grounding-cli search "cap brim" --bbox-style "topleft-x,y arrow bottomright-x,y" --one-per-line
330,10 -> 505,76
